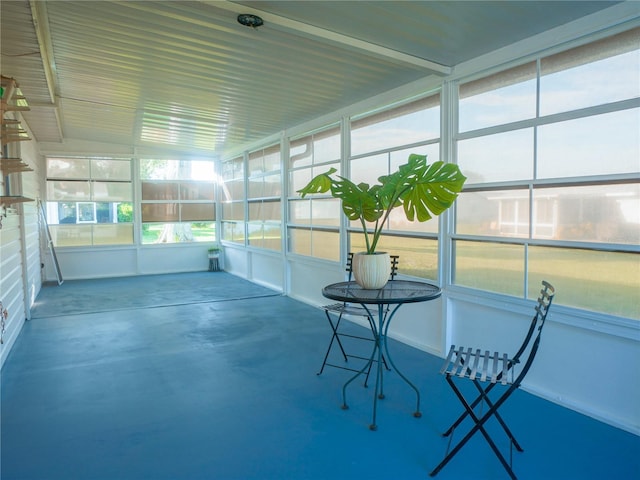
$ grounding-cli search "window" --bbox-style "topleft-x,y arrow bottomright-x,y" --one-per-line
349,95 -> 442,280
220,156 -> 246,244
287,124 -> 341,260
45,157 -> 133,246
247,145 -> 282,251
140,159 -> 215,244
453,28 -> 640,319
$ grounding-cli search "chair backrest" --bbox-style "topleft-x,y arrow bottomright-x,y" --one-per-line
511,281 -> 555,386
345,252 -> 399,282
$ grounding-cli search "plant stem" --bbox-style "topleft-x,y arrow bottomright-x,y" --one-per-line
360,217 -> 372,253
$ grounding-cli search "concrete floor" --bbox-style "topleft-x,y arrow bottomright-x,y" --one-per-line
1,272 -> 638,479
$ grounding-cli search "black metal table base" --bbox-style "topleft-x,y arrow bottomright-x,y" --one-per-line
341,303 -> 421,430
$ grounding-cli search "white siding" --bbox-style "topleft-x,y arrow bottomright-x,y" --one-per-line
0,124 -> 42,367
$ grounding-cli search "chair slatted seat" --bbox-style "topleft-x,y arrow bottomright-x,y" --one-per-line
442,347 -> 511,385
430,281 -> 555,480
317,253 -> 399,385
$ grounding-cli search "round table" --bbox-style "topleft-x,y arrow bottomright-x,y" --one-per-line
322,280 -> 442,430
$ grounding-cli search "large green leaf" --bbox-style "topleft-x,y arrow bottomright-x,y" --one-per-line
297,152 -> 466,253
402,161 -> 467,221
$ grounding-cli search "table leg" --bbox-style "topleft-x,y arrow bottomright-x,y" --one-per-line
382,304 -> 421,418
367,304 -> 387,430
341,302 -> 422,429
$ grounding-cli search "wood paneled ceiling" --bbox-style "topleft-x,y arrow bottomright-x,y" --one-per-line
0,1 -> 629,156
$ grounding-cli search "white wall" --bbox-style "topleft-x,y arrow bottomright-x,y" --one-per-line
0,127 -> 42,367
44,243 -> 216,281
447,289 -> 640,435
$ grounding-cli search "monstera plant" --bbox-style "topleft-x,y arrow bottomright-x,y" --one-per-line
297,153 -> 466,288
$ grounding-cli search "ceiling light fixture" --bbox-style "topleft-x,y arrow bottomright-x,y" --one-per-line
237,14 -> 264,28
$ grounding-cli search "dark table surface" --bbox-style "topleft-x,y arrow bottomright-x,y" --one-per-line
322,279 -> 442,305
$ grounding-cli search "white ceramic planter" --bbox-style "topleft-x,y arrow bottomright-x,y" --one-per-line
352,251 -> 391,289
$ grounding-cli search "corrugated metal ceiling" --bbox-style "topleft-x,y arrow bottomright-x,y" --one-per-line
0,0 -> 627,157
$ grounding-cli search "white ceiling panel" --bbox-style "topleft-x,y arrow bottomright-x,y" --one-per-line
0,0 -> 632,156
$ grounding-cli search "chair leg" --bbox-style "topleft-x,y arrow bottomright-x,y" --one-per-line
441,378 -> 523,453
317,313 -> 348,375
430,375 -> 520,480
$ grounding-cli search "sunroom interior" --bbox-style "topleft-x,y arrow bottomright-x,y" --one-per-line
1,0 -> 639,474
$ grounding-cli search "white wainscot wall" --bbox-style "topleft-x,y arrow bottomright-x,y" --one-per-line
288,257 -> 347,307
45,244 -> 214,281
448,294 -> 640,436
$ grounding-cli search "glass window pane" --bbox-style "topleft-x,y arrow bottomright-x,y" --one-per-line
141,203 -> 179,222
290,137 -> 312,168
453,241 -> 524,296
248,202 -> 262,222
311,198 -> 340,227
533,184 -> 640,244
46,202 -> 75,224
248,223 -> 264,247
352,96 -> 440,156
456,190 -> 530,237
221,201 -> 244,221
350,234 -> 439,280
263,224 -> 281,251
288,199 -> 311,225
95,202 -> 118,223
181,204 -> 215,222
459,62 -> 536,132
248,178 -> 264,199
180,182 -> 214,201
221,221 -> 245,243
91,159 -> 131,181
313,126 -> 341,163
537,109 -> 640,178
221,157 -> 244,180
290,170 -> 312,197
458,129 -> 534,183
263,146 -> 280,172
190,222 -> 216,242
312,230 -> 340,261
117,202 -> 133,223
93,224 -> 134,245
49,224 -> 92,247
529,247 -> 639,319
540,30 -> 640,115
141,181 -> 179,201
47,158 -> 90,179
141,159 -> 215,181
221,179 -> 244,201
141,160 -> 178,180
93,182 -> 132,201
288,227 -> 311,256
248,151 -> 264,176
264,200 -> 281,221
388,208 -> 438,234
351,153 -> 387,186
141,223 -> 198,244
47,180 -> 90,201
263,174 -> 282,197
390,144 -> 440,171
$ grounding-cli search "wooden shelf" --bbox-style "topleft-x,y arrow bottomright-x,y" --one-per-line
0,196 -> 34,206
1,75 -> 31,146
0,158 -> 33,173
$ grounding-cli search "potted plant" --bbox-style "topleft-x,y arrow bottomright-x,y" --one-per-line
297,153 -> 466,288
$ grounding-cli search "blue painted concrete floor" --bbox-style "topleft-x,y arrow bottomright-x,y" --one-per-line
2,272 -> 638,479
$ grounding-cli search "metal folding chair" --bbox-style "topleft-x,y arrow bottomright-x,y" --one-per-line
316,253 -> 399,386
430,281 -> 555,480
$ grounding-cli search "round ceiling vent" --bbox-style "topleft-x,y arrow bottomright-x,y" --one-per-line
237,14 -> 264,28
